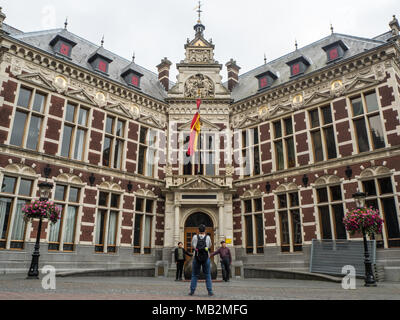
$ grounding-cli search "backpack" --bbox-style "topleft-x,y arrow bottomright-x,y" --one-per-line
195,234 -> 209,264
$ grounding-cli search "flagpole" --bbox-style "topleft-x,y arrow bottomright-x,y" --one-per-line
197,89 -> 201,175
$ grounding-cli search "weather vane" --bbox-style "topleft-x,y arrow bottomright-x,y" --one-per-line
196,1 -> 202,23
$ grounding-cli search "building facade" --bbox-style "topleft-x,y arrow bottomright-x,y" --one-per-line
0,7 -> 400,277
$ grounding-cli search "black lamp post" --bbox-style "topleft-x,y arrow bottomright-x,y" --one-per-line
353,191 -> 377,287
27,181 -> 53,279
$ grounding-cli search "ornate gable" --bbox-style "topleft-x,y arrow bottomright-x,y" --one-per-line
105,103 -> 133,119
17,73 -> 56,92
139,115 -> 164,129
344,77 -> 381,95
303,92 -> 331,107
234,116 -> 261,130
178,117 -> 221,131
177,176 -> 223,190
66,89 -> 96,105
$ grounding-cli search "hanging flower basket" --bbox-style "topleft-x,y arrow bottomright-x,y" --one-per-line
343,207 -> 384,236
22,200 -> 61,224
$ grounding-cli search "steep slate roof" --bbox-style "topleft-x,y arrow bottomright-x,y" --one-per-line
6,27 -> 169,101
230,32 -> 392,103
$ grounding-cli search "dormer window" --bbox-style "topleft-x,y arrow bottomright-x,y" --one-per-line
88,53 -> 113,75
256,71 -> 278,91
121,68 -> 143,89
286,56 -> 310,77
322,40 -> 348,63
49,35 -> 77,59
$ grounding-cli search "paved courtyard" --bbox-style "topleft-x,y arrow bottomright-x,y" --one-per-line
0,275 -> 399,300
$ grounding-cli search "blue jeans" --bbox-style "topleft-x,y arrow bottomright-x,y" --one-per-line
190,258 -> 213,294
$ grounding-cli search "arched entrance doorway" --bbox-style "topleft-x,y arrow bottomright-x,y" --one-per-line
184,212 -> 214,254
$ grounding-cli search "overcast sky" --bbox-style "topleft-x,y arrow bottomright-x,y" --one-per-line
1,0 -> 399,82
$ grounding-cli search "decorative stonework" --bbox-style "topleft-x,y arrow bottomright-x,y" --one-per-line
330,80 -> 345,97
184,74 -> 215,98
55,173 -> 84,185
53,75 -> 68,93
188,49 -> 213,63
94,91 -> 107,107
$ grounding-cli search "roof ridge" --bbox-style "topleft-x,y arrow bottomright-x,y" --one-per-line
237,32 -> 383,80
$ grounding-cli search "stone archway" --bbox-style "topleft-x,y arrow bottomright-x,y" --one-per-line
183,211 -> 217,280
184,212 -> 214,254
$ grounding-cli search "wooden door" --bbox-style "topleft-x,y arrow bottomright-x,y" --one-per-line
185,227 -> 214,254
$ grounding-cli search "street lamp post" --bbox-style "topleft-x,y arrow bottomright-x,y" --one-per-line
352,191 -> 377,287
27,182 -> 53,279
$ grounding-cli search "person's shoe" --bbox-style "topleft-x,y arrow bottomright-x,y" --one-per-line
175,279 -> 179,281
188,292 -> 194,296
208,292 -> 214,297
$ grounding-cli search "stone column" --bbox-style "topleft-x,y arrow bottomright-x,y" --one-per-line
218,203 -> 225,243
174,204 -> 180,245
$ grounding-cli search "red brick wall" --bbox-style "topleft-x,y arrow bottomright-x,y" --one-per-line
1,80 -> 17,103
48,95 -> 65,118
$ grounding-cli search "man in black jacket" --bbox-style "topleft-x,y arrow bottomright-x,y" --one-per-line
174,242 -> 192,281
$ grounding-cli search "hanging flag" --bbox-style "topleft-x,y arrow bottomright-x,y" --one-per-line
187,99 -> 202,157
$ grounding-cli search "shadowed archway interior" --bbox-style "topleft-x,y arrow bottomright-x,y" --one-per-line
185,212 -> 214,228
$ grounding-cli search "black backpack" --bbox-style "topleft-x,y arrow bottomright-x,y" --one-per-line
195,234 -> 209,263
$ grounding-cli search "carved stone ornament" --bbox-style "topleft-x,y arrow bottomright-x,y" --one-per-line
184,74 -> 215,98
10,57 -> 23,76
225,164 -> 234,176
330,80 -> 345,97
95,91 -> 107,107
189,49 -> 212,63
165,163 -> 173,176
374,63 -> 386,81
53,75 -> 68,93
292,94 -> 304,110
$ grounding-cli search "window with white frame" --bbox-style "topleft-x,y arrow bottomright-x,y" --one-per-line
241,127 -> 261,177
48,184 -> 80,252
277,191 -> 302,253
243,197 -> 264,254
309,105 -> 337,162
137,126 -> 158,177
350,91 -> 385,153
315,184 -> 347,240
362,176 -> 400,248
0,175 -> 34,250
133,197 -> 155,254
102,116 -> 126,169
60,102 -> 89,161
10,86 -> 47,151
183,132 -> 216,176
95,191 -> 121,254
273,118 -> 296,171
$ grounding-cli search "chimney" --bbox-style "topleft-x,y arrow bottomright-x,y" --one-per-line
226,59 -> 241,92
0,7 -> 6,32
389,15 -> 400,37
156,57 -> 172,91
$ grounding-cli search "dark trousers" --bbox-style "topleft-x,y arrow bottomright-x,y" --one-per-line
176,260 -> 185,280
221,258 -> 231,281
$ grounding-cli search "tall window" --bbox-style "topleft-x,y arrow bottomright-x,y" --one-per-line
60,102 -> 89,161
273,118 -> 296,171
102,116 -> 125,169
277,192 -> 302,253
137,127 -> 157,177
48,184 -> 80,252
351,91 -> 385,153
10,86 -> 46,151
316,185 -> 347,240
134,197 -> 154,254
241,128 -> 261,177
95,192 -> 121,253
362,176 -> 400,248
183,133 -> 216,176
243,198 -> 264,254
309,105 -> 337,162
0,175 -> 34,250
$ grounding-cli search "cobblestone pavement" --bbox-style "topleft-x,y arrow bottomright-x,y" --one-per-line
0,275 -> 399,300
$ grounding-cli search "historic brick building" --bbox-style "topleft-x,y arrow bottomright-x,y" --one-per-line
0,7 -> 400,278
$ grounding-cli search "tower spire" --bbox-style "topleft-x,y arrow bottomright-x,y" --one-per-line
197,1 -> 202,24
193,1 -> 205,35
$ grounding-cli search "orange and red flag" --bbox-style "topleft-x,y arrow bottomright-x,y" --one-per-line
187,99 -> 202,157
